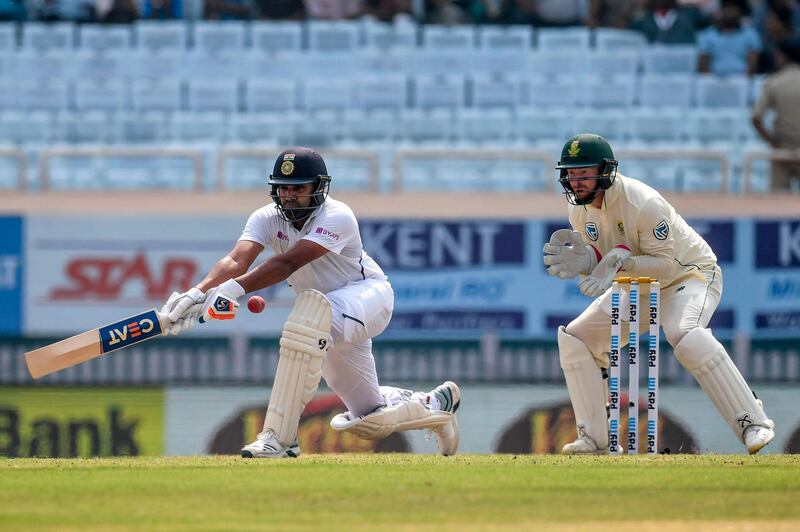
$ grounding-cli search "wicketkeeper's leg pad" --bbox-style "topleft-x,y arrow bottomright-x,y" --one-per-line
329,400 -> 452,440
673,327 -> 772,441
558,326 -> 609,449
263,289 -> 331,446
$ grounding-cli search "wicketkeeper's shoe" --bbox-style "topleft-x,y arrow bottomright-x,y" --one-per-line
430,381 -> 461,456
744,419 -> 775,455
561,435 -> 609,455
241,430 -> 301,459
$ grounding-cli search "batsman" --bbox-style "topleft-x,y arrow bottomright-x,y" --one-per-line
160,147 -> 460,458
544,133 -> 774,455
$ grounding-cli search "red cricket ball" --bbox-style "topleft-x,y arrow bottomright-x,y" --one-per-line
247,295 -> 266,313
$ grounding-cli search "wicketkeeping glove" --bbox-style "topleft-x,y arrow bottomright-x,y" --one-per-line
200,279 -> 245,322
543,229 -> 598,279
578,247 -> 632,297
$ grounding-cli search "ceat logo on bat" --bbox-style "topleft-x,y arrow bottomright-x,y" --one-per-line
99,310 -> 163,353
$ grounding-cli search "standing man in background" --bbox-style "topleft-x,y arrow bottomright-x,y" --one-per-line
160,147 -> 461,458
543,133 -> 775,455
752,36 -> 800,191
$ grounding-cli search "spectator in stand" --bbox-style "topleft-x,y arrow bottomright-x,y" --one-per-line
304,0 -> 364,19
102,0 -> 139,22
204,0 -> 252,19
0,0 -> 27,21
424,0 -> 469,24
752,36 -> 800,190
528,0 -> 585,27
36,0 -> 98,21
363,0 -> 413,22
698,0 -> 761,75
630,0 -> 709,44
255,0 -> 305,19
140,0 -> 183,19
755,2 -> 797,73
586,0 -> 643,29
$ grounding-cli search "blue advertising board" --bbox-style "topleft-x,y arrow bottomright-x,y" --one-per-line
0,216 -> 23,334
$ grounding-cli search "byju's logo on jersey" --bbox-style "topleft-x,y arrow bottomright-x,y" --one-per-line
585,222 -> 599,241
653,220 -> 669,240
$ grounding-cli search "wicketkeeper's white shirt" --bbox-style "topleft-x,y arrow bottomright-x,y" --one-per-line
239,196 -> 387,295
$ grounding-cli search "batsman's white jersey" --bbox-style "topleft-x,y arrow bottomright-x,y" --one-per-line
240,196 -> 387,294
568,174 -> 716,287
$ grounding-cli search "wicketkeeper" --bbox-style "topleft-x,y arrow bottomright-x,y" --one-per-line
160,147 -> 460,458
544,133 -> 774,455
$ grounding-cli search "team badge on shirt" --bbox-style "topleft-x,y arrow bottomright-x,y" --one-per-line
616,221 -> 625,235
585,222 -> 598,241
653,220 -> 669,240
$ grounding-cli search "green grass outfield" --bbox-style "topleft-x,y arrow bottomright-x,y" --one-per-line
2,454 -> 800,531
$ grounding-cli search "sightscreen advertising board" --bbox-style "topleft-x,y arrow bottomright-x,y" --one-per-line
20,215 -> 800,338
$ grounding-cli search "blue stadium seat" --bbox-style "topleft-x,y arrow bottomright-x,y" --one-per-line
411,74 -> 466,109
470,73 -> 522,109
572,109 -> 631,142
523,75 -> 578,108
0,52 -> 15,81
536,27 -> 591,51
0,82 -> 15,110
172,112 -> 229,143
594,29 -> 647,51
0,111 -> 52,144
114,111 -> 170,144
695,75 -> 749,108
403,49 -> 472,75
581,75 -> 636,109
688,109 -> 747,145
341,109 -> 397,144
585,50 -> 640,78
307,20 -> 361,52
244,80 -> 297,112
637,74 -> 694,108
527,52 -> 588,77
362,20 -> 417,50
17,81 -> 70,111
73,51 -> 129,81
515,107 -> 571,145
302,78 -> 354,111
456,108 -> 513,145
127,51 -> 183,80
193,21 -> 246,53
74,81 -> 128,112
135,21 -> 188,51
472,49 -> 529,75
251,21 -> 303,54
186,80 -> 240,113
230,112 -> 290,145
297,51 -> 359,78
353,74 -> 408,111
21,22 -> 75,51
290,110 -> 343,146
641,45 -> 698,74
422,25 -> 476,50
78,25 -> 131,51
478,25 -> 533,51
399,109 -> 453,143
0,23 -> 16,50
130,80 -> 183,112
14,51 -> 74,81
53,111 -> 112,144
183,51 -> 245,80
630,108 -> 688,144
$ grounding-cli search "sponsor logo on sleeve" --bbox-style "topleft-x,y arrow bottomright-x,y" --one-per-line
653,220 -> 669,240
585,222 -> 598,241
314,227 -> 340,240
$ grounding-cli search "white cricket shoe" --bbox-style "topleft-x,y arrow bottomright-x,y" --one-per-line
430,381 -> 461,456
744,419 -> 775,455
241,430 -> 301,459
561,435 -> 609,455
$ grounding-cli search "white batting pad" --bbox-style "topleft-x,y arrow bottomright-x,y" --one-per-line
673,327 -> 772,442
263,289 -> 332,445
330,401 -> 452,440
558,326 -> 609,449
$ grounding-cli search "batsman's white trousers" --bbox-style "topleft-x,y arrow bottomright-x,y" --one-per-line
566,266 -> 723,364
321,278 -> 394,417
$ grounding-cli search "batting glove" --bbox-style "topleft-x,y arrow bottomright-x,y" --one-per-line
160,287 -> 205,323
200,279 -> 245,322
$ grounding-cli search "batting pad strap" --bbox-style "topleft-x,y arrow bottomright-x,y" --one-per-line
263,289 -> 332,446
673,327 -> 772,441
330,402 -> 452,440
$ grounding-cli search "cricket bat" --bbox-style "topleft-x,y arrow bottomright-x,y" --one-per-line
25,305 -> 201,379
